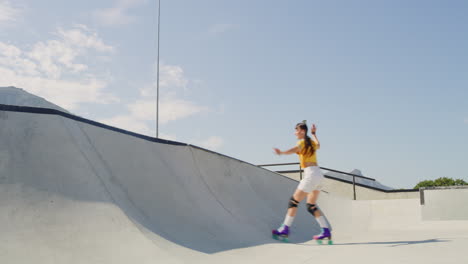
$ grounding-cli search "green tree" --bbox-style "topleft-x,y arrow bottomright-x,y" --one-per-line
414,177 -> 468,189
454,179 -> 468,186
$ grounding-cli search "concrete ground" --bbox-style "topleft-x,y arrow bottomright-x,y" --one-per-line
194,230 -> 468,264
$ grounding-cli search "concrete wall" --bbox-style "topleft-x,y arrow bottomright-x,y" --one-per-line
351,199 -> 422,231
280,172 -> 419,200
421,187 -> 468,221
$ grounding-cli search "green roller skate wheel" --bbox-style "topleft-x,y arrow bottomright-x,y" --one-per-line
273,234 -> 289,243
316,239 -> 333,245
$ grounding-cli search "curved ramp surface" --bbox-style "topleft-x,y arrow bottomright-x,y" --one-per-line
0,107 -> 323,259
1,105 -> 468,264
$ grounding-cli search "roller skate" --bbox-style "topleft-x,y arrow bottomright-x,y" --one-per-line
272,225 -> 290,243
313,228 -> 333,245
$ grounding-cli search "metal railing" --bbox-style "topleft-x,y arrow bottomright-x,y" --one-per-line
258,162 -> 377,200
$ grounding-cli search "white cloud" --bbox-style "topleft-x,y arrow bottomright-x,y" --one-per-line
159,64 -> 188,90
127,98 -> 207,124
136,62 -> 208,124
0,1 -> 21,25
0,42 -> 39,76
195,136 -> 224,151
0,25 -> 118,110
98,113 -> 178,140
100,61 -> 209,138
209,23 -> 237,34
0,42 -> 20,56
99,115 -> 152,136
159,133 -> 177,141
27,25 -> 114,79
127,100 -> 156,120
57,25 -> 114,52
94,7 -> 133,26
28,40 -> 84,78
0,67 -> 118,110
159,99 -> 208,124
94,0 -> 147,26
140,63 -> 189,97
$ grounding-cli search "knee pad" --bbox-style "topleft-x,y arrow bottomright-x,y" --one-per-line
288,197 -> 300,208
307,203 -> 319,215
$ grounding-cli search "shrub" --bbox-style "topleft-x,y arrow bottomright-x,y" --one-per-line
414,177 -> 468,189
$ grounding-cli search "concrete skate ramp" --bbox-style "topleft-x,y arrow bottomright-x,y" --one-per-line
2,104 -> 468,264
0,104 -> 328,259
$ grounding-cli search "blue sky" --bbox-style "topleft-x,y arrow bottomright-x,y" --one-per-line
0,0 -> 467,188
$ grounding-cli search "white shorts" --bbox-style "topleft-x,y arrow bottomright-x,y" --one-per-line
297,166 -> 324,193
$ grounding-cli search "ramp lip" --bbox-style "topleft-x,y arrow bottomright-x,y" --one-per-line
0,103 -> 186,146
0,103 -> 297,184
189,144 -> 300,184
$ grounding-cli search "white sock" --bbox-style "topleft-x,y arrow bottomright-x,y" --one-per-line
316,216 -> 329,229
279,215 -> 294,231
284,215 -> 295,227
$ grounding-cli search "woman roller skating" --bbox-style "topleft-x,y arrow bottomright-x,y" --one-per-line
272,121 -> 332,244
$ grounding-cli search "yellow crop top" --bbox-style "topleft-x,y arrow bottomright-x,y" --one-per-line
296,139 -> 318,169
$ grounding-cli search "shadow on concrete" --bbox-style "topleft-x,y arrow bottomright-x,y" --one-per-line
326,238 -> 450,247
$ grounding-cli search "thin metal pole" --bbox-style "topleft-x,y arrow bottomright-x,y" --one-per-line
353,176 -> 356,200
420,188 -> 425,205
299,165 -> 302,180
156,0 -> 161,138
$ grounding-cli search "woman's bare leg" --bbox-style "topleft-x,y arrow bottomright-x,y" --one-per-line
306,190 -> 331,240
286,189 -> 309,217
274,189 -> 309,233
306,190 -> 322,217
